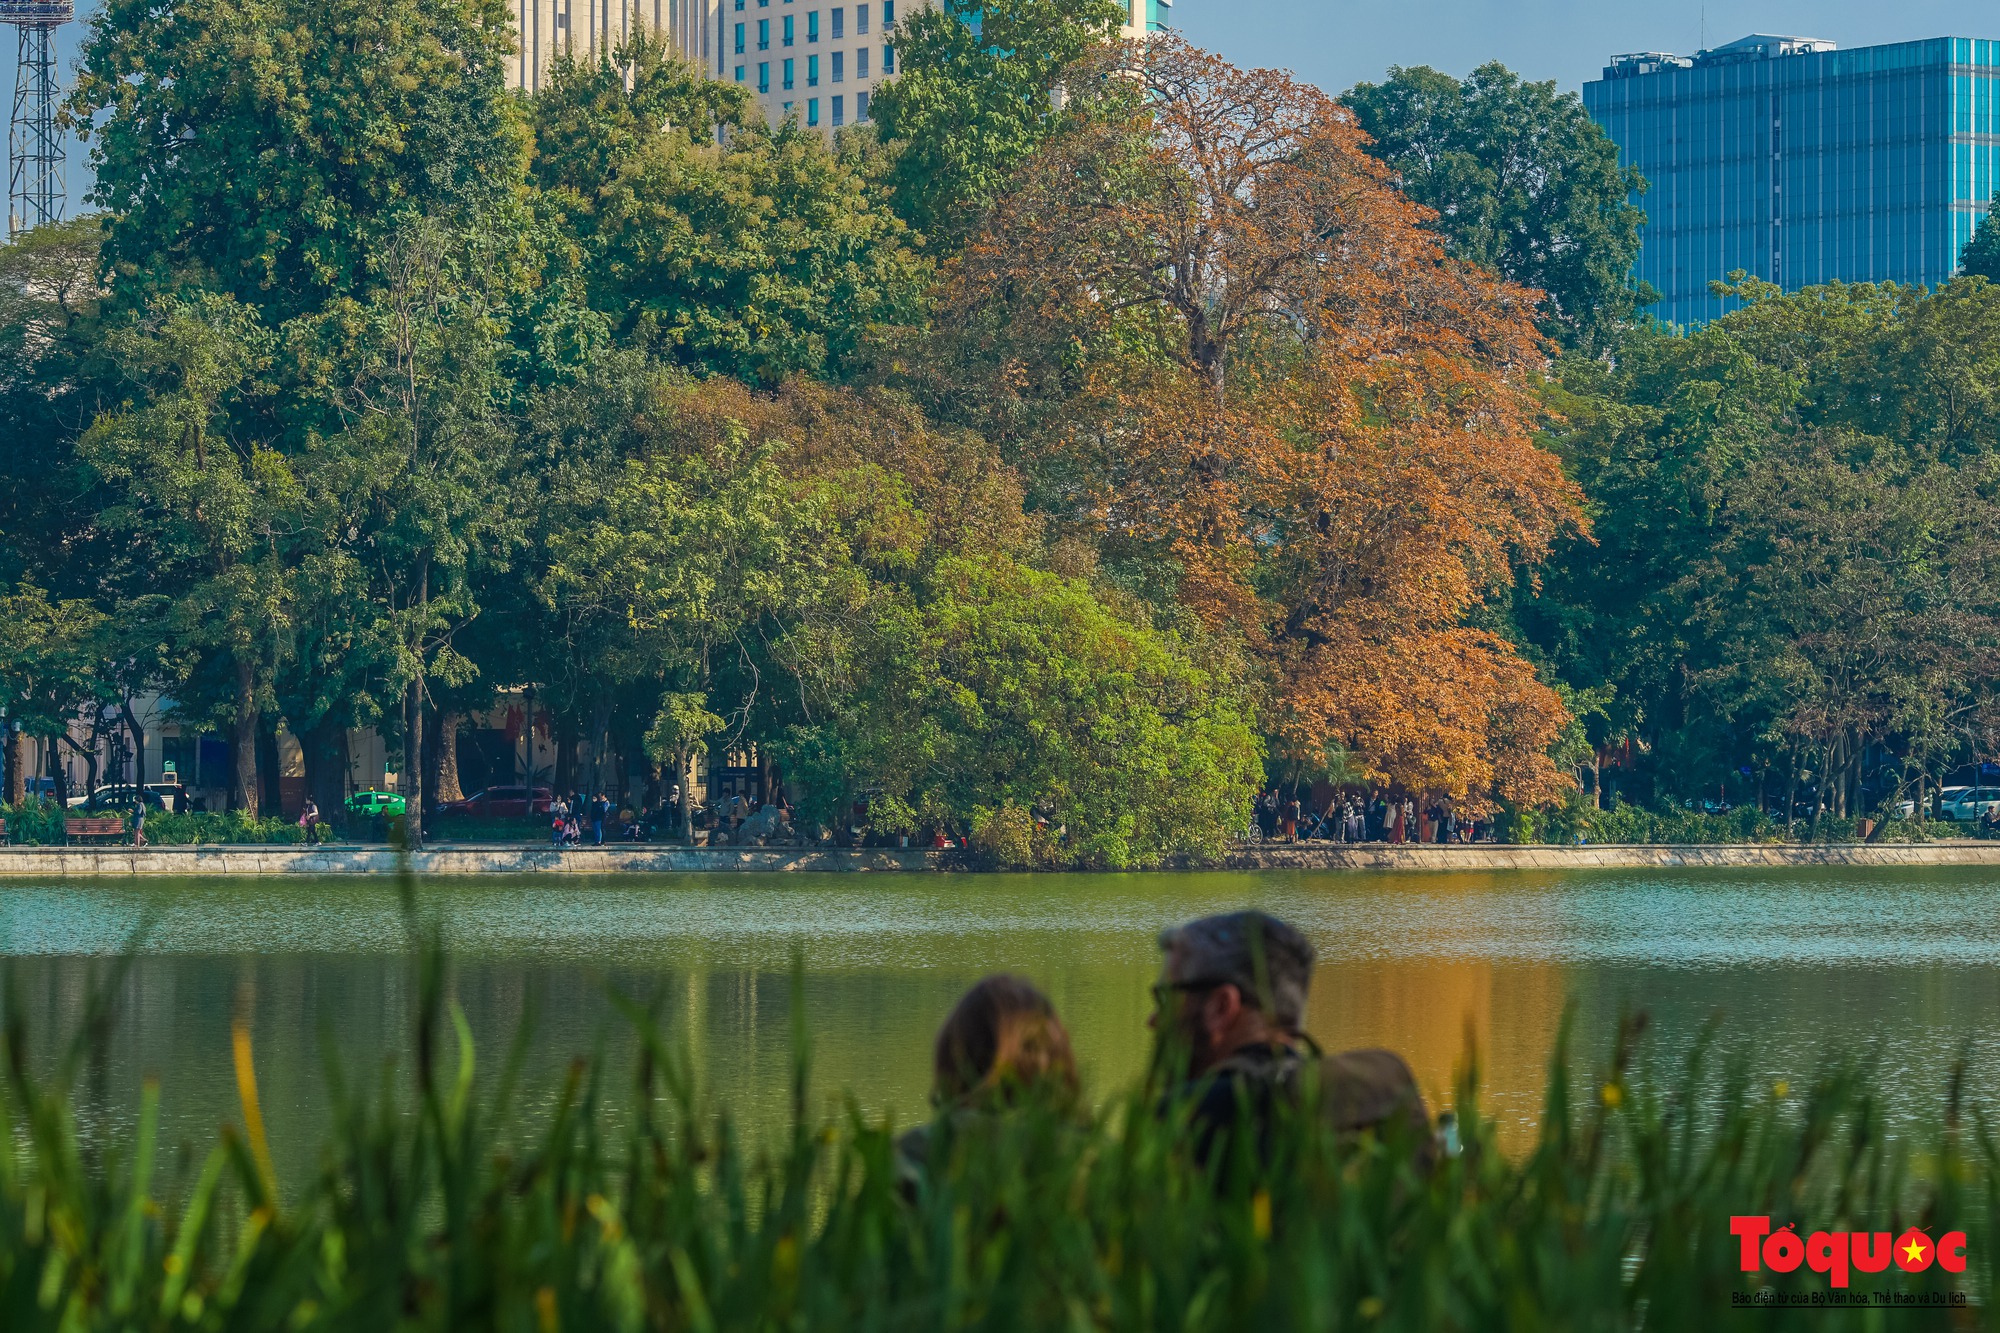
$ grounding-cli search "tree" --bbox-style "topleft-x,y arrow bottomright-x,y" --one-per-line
75,292 -> 296,815
532,39 -> 920,386
1343,63 -> 1655,350
788,555 -> 1262,867
0,585 -> 110,804
71,0 -> 527,325
1519,275 -> 2000,812
871,0 -> 1126,246
937,36 -> 1581,806
1962,193 -> 2000,281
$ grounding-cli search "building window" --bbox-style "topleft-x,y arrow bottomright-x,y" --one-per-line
734,22 -> 745,52
808,97 -> 820,126
856,46 -> 868,78
757,18 -> 768,47
808,10 -> 819,41
807,54 -> 819,86
782,15 -> 793,45
882,43 -> 893,73
857,90 -> 869,121
832,6 -> 843,37
856,3 -> 867,33
783,57 -> 794,89
734,0 -> 744,8
735,65 -> 746,81
832,50 -> 843,81
833,93 -> 845,126
758,61 -> 770,91
883,0 -> 893,19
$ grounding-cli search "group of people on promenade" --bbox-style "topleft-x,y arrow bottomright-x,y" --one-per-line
896,910 -> 1434,1182
549,793 -> 620,846
1254,790 -> 1494,845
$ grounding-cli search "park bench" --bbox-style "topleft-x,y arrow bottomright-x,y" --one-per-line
65,816 -> 128,844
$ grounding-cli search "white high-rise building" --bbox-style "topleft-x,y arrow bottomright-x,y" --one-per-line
506,0 -> 1170,132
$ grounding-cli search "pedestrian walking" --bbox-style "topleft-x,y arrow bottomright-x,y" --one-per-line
299,797 -> 319,846
131,798 -> 148,848
591,792 -> 609,845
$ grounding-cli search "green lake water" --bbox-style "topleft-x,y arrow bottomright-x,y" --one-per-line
1,867 -> 1996,1178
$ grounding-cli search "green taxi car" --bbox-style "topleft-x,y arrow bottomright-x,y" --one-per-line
345,790 -> 407,818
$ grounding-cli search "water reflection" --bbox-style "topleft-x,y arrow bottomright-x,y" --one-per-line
3,867 -> 1998,1178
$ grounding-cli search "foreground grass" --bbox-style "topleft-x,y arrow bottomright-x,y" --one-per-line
3,944 -> 1995,1329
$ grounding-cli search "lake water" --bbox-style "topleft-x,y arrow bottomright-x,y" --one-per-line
2,866 -> 1997,1177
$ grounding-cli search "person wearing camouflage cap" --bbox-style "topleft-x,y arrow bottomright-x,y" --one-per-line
1150,910 -> 1432,1165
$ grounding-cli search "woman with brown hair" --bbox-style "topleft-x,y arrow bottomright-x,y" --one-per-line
897,974 -> 1079,1181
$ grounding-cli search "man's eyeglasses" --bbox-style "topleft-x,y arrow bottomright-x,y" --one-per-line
1150,978 -> 1225,1008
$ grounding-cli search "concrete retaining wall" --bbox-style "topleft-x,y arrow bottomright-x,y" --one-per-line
1221,842 -> 2000,871
2,841 -> 1997,876
0,845 -> 939,876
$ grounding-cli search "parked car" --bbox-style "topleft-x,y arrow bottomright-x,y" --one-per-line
344,790 -> 406,818
433,786 -> 552,818
75,784 -> 175,812
1938,786 -> 2000,822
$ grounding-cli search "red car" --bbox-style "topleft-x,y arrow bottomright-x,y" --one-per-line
434,786 -> 553,818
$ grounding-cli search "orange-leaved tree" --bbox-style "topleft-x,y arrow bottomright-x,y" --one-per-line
936,35 -> 1583,807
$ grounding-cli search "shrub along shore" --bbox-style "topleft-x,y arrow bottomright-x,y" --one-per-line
1,940 -> 1992,1330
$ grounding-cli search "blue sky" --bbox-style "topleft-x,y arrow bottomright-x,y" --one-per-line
8,1 -> 2000,218
1173,0 -> 1999,93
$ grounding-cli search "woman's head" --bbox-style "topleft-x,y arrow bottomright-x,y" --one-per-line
932,974 -> 1078,1108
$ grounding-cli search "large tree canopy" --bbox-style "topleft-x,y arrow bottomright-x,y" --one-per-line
870,0 -> 1126,247
935,36 -> 1582,806
1343,62 -> 1655,350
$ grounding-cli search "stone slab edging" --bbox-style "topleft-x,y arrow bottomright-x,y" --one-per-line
0,845 -> 938,875
1,841 -> 1998,875
1221,842 -> 2000,871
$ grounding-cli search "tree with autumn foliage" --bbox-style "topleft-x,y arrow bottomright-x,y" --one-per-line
929,36 -> 1583,809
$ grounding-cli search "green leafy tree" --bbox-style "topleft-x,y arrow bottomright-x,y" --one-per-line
532,41 -> 919,386
76,292 -> 297,815
1962,193 -> 2000,280
71,0 -> 527,324
0,585 -> 110,804
871,0 -> 1127,247
1343,62 -> 1655,349
790,555 -> 1262,868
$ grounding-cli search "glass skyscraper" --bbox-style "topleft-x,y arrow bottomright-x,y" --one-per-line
1583,34 -> 2000,327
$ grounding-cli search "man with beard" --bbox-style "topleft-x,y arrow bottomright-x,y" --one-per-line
1151,911 -> 1433,1166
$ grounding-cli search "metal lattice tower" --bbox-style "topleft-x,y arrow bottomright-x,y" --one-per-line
4,0 -> 70,238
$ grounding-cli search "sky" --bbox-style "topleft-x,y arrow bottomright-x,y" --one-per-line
7,1 -> 2000,221
1172,0 -> 2000,92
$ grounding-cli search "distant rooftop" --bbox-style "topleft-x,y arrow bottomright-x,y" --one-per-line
1604,34 -> 1837,79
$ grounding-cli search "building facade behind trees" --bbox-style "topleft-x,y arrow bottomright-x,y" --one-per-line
505,0 -> 1168,126
1585,34 -> 2000,326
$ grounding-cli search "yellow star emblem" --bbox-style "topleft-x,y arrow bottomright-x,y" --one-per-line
1903,1238 -> 1928,1264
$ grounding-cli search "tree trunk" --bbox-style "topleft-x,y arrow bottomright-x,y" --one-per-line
554,714 -> 576,798
121,697 -> 147,791
303,718 -> 349,826
230,656 -> 259,817
257,719 -> 283,816
680,749 -> 695,843
431,709 -> 465,804
405,682 -> 425,847
4,727 -> 25,806
1784,749 -> 1799,838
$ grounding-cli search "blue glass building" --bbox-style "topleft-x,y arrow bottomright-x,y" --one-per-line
1583,34 -> 2000,326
